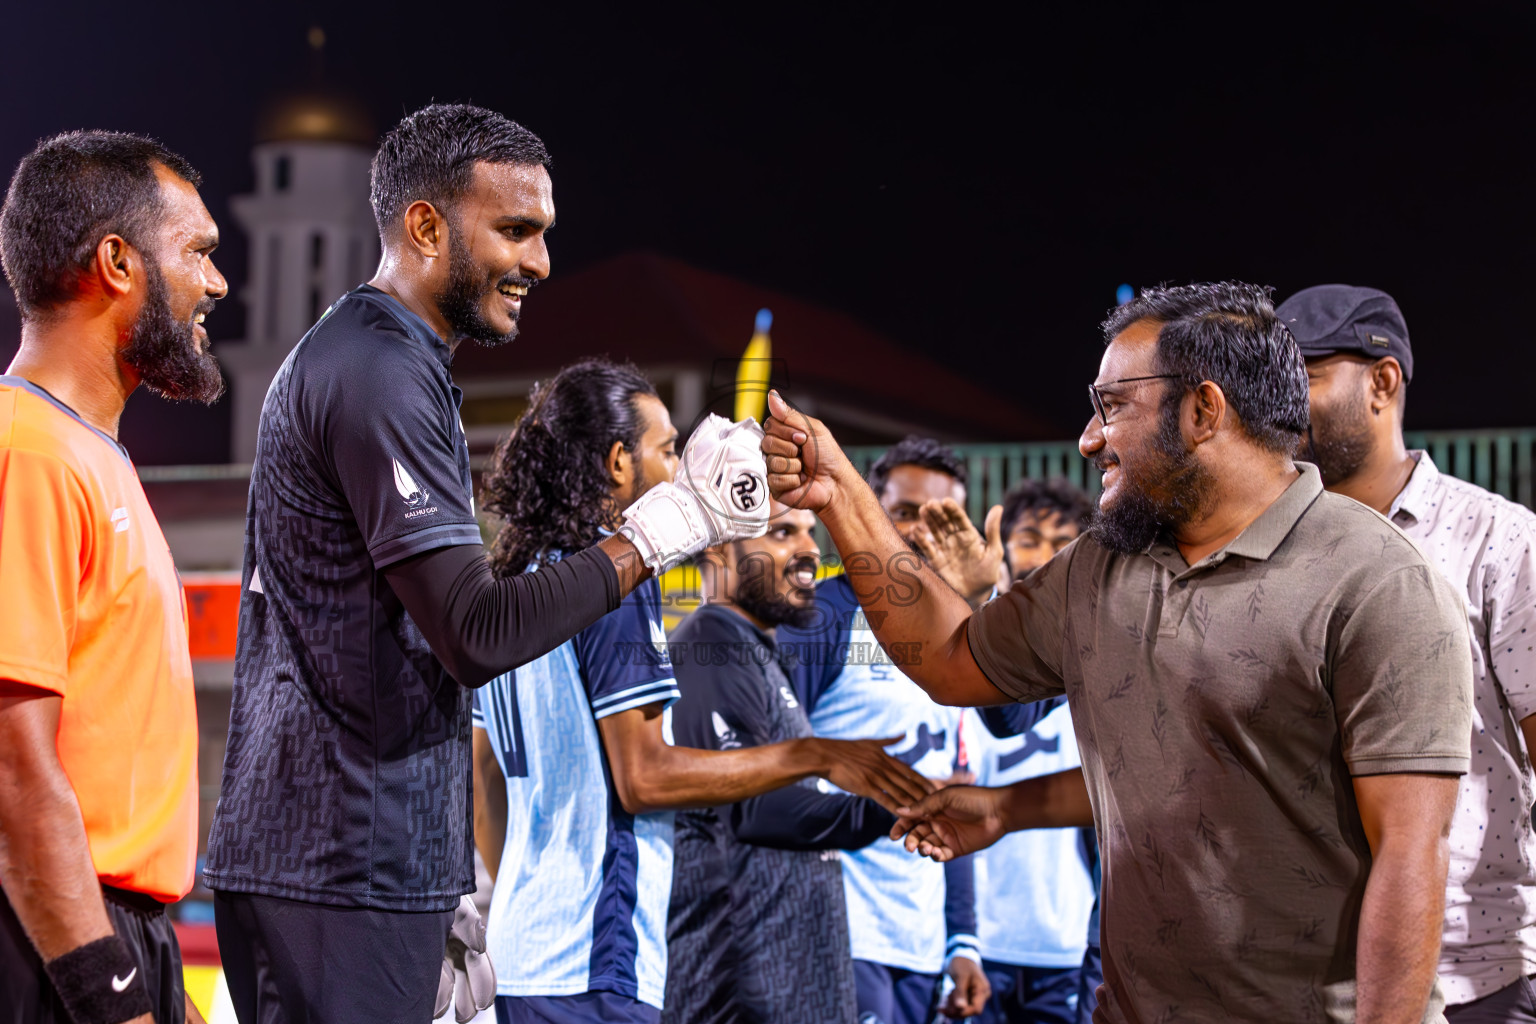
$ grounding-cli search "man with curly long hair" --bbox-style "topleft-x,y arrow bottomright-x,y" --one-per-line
471,358 -> 934,1024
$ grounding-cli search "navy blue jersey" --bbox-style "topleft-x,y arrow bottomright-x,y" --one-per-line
664,604 -> 862,1024
204,285 -> 483,911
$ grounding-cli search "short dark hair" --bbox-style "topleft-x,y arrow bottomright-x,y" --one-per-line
370,103 -> 551,235
867,435 -> 967,499
1001,478 -> 1092,537
482,358 -> 656,577
1103,282 -> 1309,454
1,130 -> 200,318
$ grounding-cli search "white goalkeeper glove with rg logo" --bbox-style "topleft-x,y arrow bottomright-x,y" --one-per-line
619,414 -> 772,574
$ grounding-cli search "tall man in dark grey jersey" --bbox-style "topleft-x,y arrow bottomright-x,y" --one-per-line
1284,284 -> 1536,1022
203,104 -> 772,1024
763,282 -> 1476,1023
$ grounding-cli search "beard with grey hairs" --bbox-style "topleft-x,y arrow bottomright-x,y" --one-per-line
120,260 -> 225,404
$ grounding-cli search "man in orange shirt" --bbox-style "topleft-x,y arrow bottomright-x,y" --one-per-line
0,131 -> 227,1024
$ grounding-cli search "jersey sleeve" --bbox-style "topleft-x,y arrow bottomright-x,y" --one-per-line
670,607 -> 900,850
779,576 -> 857,712
305,339 -> 481,569
731,785 -> 897,851
0,447 -> 88,694
671,637 -> 778,750
1334,564 -> 1474,776
965,546 -> 1074,703
975,696 -> 1066,740
943,855 -> 980,962
573,579 -> 679,718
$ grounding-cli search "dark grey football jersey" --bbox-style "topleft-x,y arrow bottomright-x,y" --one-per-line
665,605 -> 860,1024
204,285 -> 483,911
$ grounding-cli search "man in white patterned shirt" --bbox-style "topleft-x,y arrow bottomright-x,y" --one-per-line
1283,284 -> 1536,1022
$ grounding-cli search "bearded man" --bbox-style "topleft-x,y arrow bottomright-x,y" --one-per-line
1285,284 -> 1536,1023
0,129 -> 226,1024
765,281 -> 1476,1024
204,106 -> 774,1023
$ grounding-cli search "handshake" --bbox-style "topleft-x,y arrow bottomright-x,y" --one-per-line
619,414 -> 772,574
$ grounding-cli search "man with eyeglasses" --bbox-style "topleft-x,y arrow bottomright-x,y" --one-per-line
1283,284 -> 1536,1023
762,281 -> 1476,1023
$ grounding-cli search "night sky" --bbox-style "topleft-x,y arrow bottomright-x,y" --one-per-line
4,2 -> 1533,458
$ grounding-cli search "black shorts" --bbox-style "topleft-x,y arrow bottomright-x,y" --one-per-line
0,883 -> 185,1024
215,889 -> 453,1024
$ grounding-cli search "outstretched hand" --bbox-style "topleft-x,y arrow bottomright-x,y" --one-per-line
760,391 -> 855,515
942,955 -> 992,1018
912,500 -> 1004,609
889,784 -> 1010,862
815,736 -> 938,814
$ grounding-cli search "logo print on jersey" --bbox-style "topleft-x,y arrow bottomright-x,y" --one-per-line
649,617 -> 670,660
393,459 -> 429,508
998,728 -> 1060,771
110,507 -> 130,533
712,711 -> 741,749
729,470 -> 763,513
892,722 -> 947,767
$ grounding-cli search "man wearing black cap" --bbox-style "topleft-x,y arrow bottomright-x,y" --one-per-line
1281,284 -> 1536,1022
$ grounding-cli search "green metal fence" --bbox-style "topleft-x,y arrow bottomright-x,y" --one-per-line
137,428 -> 1536,527
1401,429 -> 1536,509
844,441 -> 1099,528
844,428 -> 1536,527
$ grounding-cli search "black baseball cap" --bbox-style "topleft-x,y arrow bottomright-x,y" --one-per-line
1276,284 -> 1413,383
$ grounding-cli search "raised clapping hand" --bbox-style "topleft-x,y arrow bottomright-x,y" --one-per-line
761,391 -> 858,513
888,784 -> 1011,863
912,498 -> 1004,609
815,736 -> 938,814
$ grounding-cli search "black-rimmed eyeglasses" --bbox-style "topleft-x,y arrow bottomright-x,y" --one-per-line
1087,375 -> 1181,426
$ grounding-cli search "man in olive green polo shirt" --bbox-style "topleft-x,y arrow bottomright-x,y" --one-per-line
759,281 -> 1474,1024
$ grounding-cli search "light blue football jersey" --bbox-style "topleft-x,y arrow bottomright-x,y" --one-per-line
781,574 -> 963,973
966,702 -> 1095,968
473,575 -> 678,1008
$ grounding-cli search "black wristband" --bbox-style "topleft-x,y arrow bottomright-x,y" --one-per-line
44,935 -> 153,1024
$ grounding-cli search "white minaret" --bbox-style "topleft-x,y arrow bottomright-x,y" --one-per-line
217,89 -> 378,462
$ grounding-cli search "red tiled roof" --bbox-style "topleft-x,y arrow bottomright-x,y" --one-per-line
449,252 -> 1049,440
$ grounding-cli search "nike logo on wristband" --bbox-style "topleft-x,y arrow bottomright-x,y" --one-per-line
111,967 -> 136,992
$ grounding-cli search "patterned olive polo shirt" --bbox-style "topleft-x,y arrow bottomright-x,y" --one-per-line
969,463 -> 1473,1024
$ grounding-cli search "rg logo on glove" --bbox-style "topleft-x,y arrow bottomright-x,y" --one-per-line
730,471 -> 764,513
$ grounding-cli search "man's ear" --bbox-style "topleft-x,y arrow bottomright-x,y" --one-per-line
1367,357 -> 1404,415
1186,380 -> 1227,446
401,201 -> 447,259
94,234 -> 136,298
606,439 -> 631,490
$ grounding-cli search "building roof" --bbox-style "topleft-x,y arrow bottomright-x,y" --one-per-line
450,251 -> 1049,440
